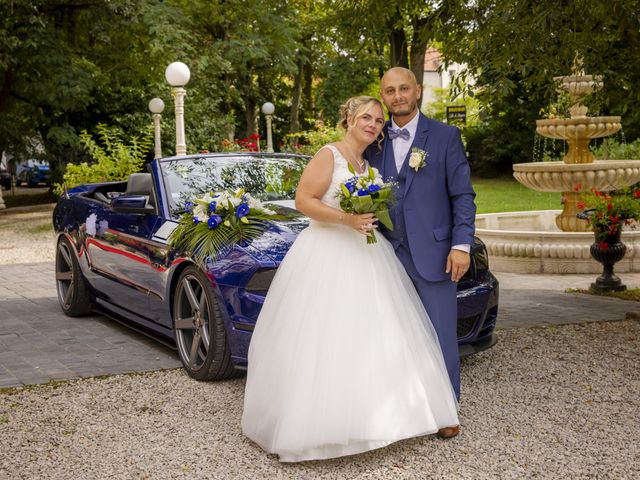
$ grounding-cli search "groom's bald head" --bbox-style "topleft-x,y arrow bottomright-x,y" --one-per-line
381,67 -> 418,87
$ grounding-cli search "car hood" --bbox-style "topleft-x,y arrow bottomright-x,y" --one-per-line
241,201 -> 308,265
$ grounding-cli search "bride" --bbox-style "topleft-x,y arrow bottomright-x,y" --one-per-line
241,96 -> 459,462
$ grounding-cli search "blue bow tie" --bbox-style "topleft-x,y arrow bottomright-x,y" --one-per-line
388,127 -> 410,141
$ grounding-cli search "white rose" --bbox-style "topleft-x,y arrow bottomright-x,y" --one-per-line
409,152 -> 421,170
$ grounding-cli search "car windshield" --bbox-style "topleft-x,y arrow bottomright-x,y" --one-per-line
159,154 -> 308,215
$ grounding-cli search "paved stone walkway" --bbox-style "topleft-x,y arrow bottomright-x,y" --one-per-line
1,263 -> 639,388
0,263 -> 180,388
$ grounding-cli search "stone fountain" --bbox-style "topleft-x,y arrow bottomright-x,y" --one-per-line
476,62 -> 640,273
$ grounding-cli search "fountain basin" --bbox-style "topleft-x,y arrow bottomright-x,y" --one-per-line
513,160 -> 640,192
536,116 -> 621,140
476,210 -> 640,273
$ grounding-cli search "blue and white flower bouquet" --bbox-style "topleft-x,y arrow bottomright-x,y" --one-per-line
169,188 -> 279,265
338,164 -> 395,244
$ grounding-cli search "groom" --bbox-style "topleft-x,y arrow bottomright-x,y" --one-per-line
366,67 -> 476,438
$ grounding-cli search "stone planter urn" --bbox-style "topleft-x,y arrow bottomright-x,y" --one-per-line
589,228 -> 627,292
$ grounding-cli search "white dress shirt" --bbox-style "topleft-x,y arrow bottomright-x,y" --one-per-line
390,112 -> 470,254
391,113 -> 420,172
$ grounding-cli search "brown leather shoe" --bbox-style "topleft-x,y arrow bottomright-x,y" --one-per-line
436,425 -> 460,439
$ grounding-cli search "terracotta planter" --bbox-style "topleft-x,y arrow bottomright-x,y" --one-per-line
590,228 -> 627,292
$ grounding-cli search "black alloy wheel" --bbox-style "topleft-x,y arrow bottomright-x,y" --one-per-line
55,237 -> 92,316
173,266 -> 235,381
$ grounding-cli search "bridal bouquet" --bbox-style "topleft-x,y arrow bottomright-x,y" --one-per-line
168,188 -> 278,265
338,164 -> 395,244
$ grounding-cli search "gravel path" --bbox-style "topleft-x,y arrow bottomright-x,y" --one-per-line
1,320 -> 638,479
0,204 -> 55,264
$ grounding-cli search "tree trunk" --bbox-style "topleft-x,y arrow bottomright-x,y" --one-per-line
244,98 -> 258,138
0,68 -> 15,114
302,61 -> 313,126
389,27 -> 408,68
410,18 -> 430,108
290,59 -> 304,133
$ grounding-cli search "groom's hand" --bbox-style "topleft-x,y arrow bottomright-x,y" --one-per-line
446,250 -> 470,282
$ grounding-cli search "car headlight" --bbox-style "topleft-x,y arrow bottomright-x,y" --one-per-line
474,246 -> 489,273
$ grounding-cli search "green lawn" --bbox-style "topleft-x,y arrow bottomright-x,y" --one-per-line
472,177 -> 562,214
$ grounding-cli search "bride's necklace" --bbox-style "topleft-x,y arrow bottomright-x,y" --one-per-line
342,141 -> 365,172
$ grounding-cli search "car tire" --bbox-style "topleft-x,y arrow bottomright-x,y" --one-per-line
55,237 -> 92,316
173,266 -> 236,381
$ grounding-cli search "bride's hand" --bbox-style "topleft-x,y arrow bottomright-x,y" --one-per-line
346,213 -> 378,235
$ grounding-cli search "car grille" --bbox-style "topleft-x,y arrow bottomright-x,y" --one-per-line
479,306 -> 498,336
457,314 -> 479,339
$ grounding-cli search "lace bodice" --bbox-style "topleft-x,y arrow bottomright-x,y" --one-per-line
319,144 -> 368,210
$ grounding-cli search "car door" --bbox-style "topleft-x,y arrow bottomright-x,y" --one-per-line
85,206 -> 162,320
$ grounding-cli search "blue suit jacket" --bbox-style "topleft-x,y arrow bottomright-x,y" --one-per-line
366,113 -> 477,282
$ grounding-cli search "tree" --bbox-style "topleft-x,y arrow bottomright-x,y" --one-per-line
0,0 -> 162,171
331,0 -> 446,104
436,0 -> 640,175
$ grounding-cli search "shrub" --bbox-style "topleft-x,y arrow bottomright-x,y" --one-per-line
54,124 -> 152,195
280,124 -> 343,156
592,138 -> 640,160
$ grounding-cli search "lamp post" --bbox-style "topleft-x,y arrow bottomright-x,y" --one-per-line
261,102 -> 275,153
148,97 -> 165,159
165,62 -> 191,156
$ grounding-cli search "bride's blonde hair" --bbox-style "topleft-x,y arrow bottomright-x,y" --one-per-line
338,96 -> 385,147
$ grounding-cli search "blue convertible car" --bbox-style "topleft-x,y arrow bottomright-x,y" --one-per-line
53,153 -> 498,380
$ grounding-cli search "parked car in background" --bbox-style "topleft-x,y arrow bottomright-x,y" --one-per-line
0,168 -> 10,190
16,160 -> 51,187
52,153 -> 499,381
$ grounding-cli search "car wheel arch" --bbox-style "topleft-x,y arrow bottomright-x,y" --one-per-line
167,260 -> 201,315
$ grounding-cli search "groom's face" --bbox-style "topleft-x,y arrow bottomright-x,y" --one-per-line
380,69 -> 421,122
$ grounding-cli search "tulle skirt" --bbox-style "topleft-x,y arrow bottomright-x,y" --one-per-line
241,221 -> 458,462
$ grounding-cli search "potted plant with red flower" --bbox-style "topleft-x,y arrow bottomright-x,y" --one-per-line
576,186 -> 640,292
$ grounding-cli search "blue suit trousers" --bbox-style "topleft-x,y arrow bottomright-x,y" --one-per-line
395,244 -> 461,401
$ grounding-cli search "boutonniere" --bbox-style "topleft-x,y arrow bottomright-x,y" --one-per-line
408,147 -> 427,172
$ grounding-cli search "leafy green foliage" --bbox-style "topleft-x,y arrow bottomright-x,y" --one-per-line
54,124 -> 151,195
281,125 -> 343,156
592,138 -> 640,161
423,87 -> 481,126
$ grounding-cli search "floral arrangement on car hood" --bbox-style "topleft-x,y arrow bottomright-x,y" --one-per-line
168,188 -> 279,265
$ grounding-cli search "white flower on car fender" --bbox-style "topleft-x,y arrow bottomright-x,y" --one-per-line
409,147 -> 427,172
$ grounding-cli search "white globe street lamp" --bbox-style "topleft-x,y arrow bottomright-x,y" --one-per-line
165,62 -> 191,156
148,97 -> 165,159
261,102 -> 275,153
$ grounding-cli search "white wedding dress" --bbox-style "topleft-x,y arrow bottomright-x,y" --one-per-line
241,145 -> 458,462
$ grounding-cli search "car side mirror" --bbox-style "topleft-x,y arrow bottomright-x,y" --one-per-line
111,195 -> 155,214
